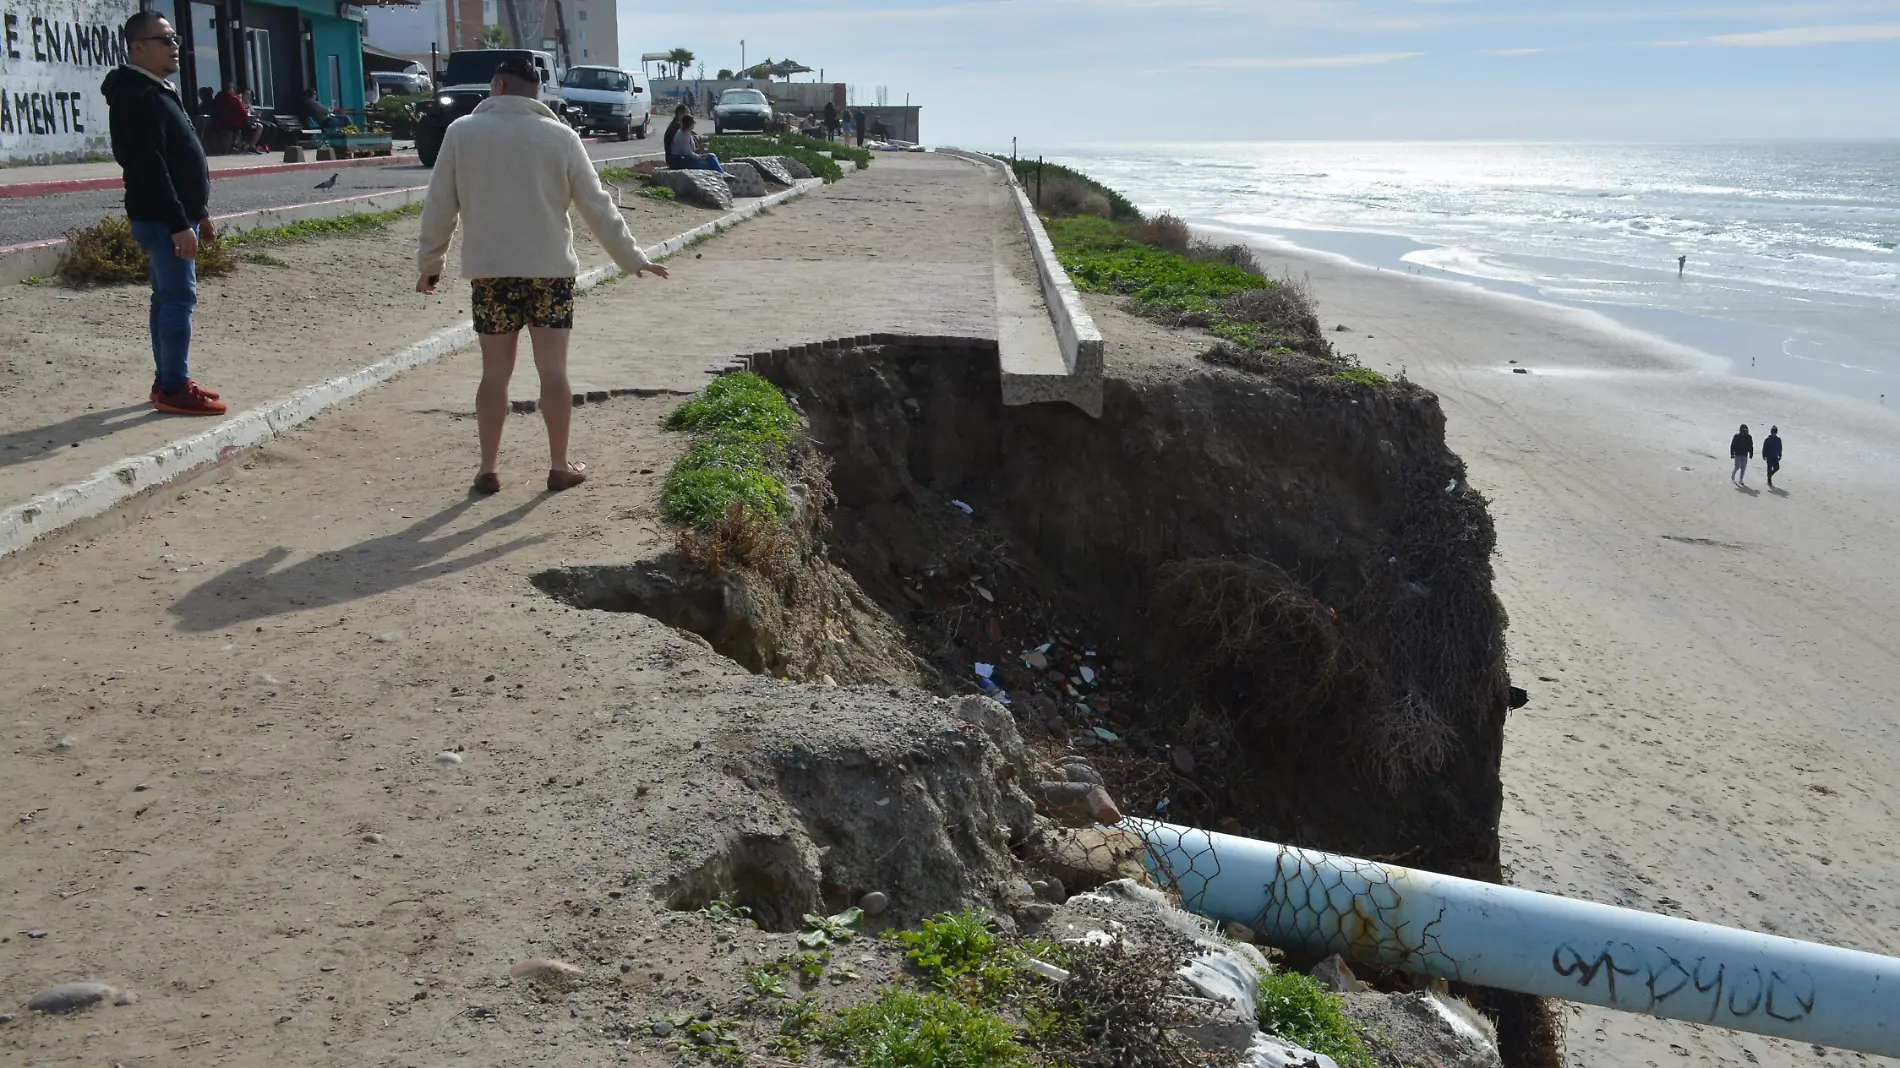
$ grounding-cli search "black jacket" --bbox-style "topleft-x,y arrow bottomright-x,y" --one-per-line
1763,434 -> 1782,461
1730,432 -> 1754,459
102,66 -> 209,234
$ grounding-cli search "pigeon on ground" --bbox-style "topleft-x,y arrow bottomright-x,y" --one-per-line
313,172 -> 339,190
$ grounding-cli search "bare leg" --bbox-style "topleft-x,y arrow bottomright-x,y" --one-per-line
528,326 -> 573,471
476,331 -> 520,475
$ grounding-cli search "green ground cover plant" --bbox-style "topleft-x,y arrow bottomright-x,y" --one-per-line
705,134 -> 844,182
821,988 -> 1031,1068
772,129 -> 872,168
1255,969 -> 1374,1068
660,372 -> 800,528
58,204 -> 425,286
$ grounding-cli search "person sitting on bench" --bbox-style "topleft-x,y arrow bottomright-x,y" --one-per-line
213,83 -> 266,153
304,87 -> 348,130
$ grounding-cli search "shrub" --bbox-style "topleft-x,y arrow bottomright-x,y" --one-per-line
660,440 -> 790,527
705,134 -> 844,182
773,129 -> 871,168
1221,277 -> 1322,342
664,371 -> 800,446
822,987 -> 1031,1068
1130,212 -> 1191,254
1005,158 -> 1141,221
660,373 -> 803,531
1255,969 -> 1373,1068
59,215 -> 236,285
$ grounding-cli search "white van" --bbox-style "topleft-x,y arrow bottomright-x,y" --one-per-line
559,65 -> 652,141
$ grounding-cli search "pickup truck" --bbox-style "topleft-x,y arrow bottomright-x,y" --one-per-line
414,49 -> 567,166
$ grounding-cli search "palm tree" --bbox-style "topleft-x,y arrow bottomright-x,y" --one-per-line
479,25 -> 508,48
667,48 -> 695,80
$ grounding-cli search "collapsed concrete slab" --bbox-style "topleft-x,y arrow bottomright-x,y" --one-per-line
722,161 -> 768,199
650,168 -> 734,210
734,156 -> 795,186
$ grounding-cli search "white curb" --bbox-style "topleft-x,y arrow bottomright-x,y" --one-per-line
0,176 -> 824,561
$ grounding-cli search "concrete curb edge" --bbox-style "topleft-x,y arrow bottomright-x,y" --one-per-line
0,174 -> 823,561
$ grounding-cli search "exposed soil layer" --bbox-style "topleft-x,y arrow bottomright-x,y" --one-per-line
758,342 -> 1510,877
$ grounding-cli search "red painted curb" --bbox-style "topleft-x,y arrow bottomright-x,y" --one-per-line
0,136 -> 618,200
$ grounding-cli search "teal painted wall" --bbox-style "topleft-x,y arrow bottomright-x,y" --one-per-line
308,14 -> 364,114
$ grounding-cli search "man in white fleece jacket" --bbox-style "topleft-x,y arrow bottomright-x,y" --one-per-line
415,55 -> 668,494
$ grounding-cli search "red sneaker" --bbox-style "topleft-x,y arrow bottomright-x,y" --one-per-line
151,379 -> 221,402
153,383 -> 227,416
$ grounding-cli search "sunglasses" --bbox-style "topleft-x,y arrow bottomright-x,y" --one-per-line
137,33 -> 182,46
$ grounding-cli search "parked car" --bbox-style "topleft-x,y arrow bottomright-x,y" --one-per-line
560,65 -> 650,141
371,69 -> 432,97
414,49 -> 564,166
712,88 -> 772,135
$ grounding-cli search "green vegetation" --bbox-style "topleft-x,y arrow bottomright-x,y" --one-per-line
58,215 -> 236,284
895,909 -> 1034,1004
1255,969 -> 1374,1068
223,203 -> 422,248
705,134 -> 844,182
822,988 -> 1031,1068
660,372 -> 801,528
1332,365 -> 1388,387
1046,214 -> 1268,319
1005,157 -> 1140,221
772,129 -> 872,169
798,906 -> 866,949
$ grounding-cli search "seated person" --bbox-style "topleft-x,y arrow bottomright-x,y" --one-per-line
213,83 -> 266,153
662,104 -> 689,168
668,115 -> 726,173
304,86 -> 348,129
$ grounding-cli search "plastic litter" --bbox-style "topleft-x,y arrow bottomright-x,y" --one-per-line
951,499 -> 974,515
1080,666 -> 1096,684
974,662 -> 994,679
1093,726 -> 1120,742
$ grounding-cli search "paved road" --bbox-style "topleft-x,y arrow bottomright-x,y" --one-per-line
0,140 -> 658,247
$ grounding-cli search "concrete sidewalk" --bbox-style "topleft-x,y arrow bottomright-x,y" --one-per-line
0,147 -> 420,198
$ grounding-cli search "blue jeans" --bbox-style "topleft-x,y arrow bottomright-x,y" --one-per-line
685,153 -> 724,172
130,219 -> 199,394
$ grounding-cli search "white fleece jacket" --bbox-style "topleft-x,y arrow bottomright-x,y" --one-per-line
416,95 -> 652,279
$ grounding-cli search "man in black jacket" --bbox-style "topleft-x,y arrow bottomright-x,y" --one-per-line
102,11 -> 225,416
1730,424 -> 1754,486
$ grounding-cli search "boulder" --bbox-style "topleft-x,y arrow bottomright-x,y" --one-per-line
759,154 -> 814,180
735,156 -> 795,186
649,168 -> 733,210
722,161 -> 768,198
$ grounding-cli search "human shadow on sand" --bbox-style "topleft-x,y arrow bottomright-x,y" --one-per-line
1768,486 -> 1791,498
0,404 -> 163,470
169,494 -> 550,632
1734,483 -> 1761,497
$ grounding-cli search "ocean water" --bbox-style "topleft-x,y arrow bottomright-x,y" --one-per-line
1044,142 -> 1900,401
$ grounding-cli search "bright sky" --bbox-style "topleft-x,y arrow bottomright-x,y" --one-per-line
618,1 -> 1900,147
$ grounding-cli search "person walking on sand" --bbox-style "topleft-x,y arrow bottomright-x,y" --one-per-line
415,55 -> 669,495
1730,423 -> 1754,486
1678,255 -> 1687,277
1763,426 -> 1783,488
102,11 -> 225,416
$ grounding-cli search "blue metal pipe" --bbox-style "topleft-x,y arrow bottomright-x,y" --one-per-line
1124,818 -> 1900,1056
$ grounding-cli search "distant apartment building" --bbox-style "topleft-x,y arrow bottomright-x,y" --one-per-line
363,0 -> 614,68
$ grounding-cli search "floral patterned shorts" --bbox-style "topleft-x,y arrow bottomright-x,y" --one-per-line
470,276 -> 575,334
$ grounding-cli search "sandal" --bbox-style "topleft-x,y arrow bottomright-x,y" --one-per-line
471,472 -> 501,494
547,461 -> 588,493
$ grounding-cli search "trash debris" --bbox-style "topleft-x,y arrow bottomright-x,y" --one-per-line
973,584 -> 994,602
950,499 -> 974,515
1079,665 -> 1096,684
1092,727 -> 1120,743
974,663 -> 994,680
1021,650 -> 1050,670
1512,367 -> 1529,374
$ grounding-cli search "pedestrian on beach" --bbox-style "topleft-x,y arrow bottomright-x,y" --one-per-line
415,55 -> 669,495
822,99 -> 838,140
855,109 -> 867,147
102,11 -> 225,416
1730,423 -> 1754,486
1678,254 -> 1686,277
1763,426 -> 1783,488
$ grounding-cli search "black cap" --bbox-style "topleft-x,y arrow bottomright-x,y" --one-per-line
492,55 -> 536,82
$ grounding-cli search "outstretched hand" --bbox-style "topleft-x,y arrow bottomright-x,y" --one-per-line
636,264 -> 670,280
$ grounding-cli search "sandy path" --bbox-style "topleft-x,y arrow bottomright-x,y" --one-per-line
0,194 -> 716,511
1250,246 -> 1900,1068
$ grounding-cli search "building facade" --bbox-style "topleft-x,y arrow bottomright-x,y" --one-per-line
1,0 -> 139,163
362,0 -> 612,73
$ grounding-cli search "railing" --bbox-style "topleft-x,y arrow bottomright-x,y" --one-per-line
1124,819 -> 1900,1057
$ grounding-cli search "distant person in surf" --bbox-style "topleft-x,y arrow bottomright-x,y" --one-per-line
1763,427 -> 1783,488
1678,255 -> 1687,277
1730,424 -> 1754,486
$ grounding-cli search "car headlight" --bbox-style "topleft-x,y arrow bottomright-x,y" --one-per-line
438,95 -> 453,106
611,103 -> 631,113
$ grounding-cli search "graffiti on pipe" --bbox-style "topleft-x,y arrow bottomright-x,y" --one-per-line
1,0 -> 137,163
1552,942 -> 1817,1023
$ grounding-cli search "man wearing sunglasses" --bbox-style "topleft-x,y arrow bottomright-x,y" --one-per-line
102,11 -> 225,416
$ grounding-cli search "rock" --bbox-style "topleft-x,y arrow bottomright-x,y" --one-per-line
1035,875 -> 1067,903
1032,780 -> 1095,824
651,1020 -> 676,1037
1243,1033 -> 1342,1068
951,694 -> 1027,771
1223,921 -> 1257,944
361,833 -> 386,844
26,982 -> 119,1013
114,989 -> 138,1006
758,154 -> 813,180
509,958 -> 584,985
1171,747 -> 1197,774
735,156 -> 795,185
1086,785 -> 1121,824
650,168 -> 734,210
1342,990 -> 1502,1068
858,891 -> 889,917
1032,826 -> 1151,891
57,735 -> 76,749
1310,953 -> 1367,993
1059,759 -> 1104,786
25,929 -> 47,938
434,751 -> 463,765
373,630 -> 404,643
1512,367 -> 1529,374
721,160 -> 768,198
1014,900 -> 1055,925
